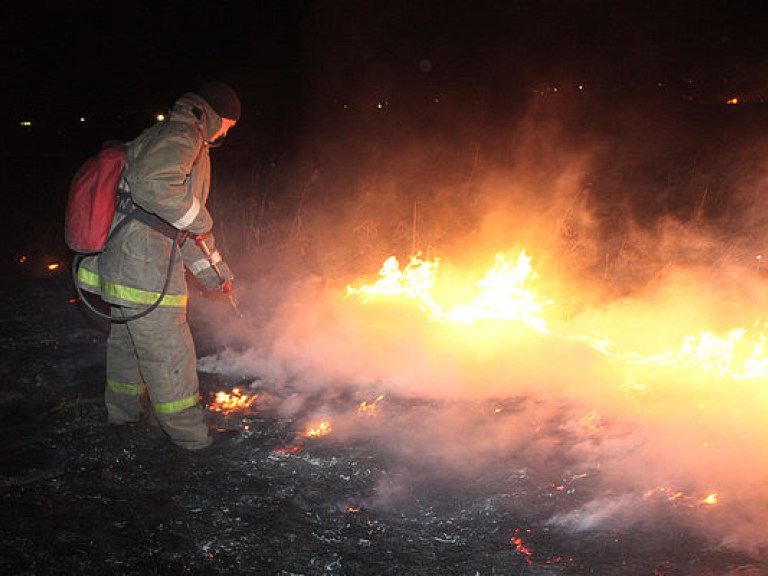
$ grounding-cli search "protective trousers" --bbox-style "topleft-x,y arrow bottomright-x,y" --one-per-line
106,305 -> 212,450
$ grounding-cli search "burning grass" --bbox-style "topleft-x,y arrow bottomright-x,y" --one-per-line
203,238 -> 768,560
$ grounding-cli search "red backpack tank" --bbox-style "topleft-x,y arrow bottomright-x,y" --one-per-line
65,141 -> 127,253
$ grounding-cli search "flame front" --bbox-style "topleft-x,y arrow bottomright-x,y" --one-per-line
348,250 -> 768,385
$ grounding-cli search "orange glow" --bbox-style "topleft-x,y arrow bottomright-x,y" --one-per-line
47,263 -> 60,271
209,388 -> 258,414
727,97 -> 739,105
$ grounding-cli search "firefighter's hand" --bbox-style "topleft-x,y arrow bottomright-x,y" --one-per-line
194,260 -> 234,291
218,260 -> 235,286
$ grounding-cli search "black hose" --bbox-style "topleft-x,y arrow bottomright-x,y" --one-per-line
71,229 -> 183,323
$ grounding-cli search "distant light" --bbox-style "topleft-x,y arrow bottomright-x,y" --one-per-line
80,117 -> 86,122
578,85 -> 584,91
20,120 -> 32,127
47,263 -> 60,271
156,113 -> 166,122
727,97 -> 739,105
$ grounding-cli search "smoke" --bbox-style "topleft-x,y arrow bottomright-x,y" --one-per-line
199,81 -> 768,557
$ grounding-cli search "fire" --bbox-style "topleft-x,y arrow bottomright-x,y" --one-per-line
209,388 -> 258,415
349,250 -> 768,386
306,419 -> 332,437
347,254 -> 439,304
347,250 -> 549,331
358,394 -> 385,416
644,487 -> 720,508
700,493 -> 718,505
616,326 -> 768,381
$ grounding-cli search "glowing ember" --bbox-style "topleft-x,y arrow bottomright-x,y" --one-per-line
306,419 -> 332,437
358,394 -> 385,416
209,388 -> 258,415
510,528 -> 534,564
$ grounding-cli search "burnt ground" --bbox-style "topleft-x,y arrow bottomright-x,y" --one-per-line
1,269 -> 767,576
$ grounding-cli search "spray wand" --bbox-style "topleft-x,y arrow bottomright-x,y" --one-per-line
194,234 -> 243,318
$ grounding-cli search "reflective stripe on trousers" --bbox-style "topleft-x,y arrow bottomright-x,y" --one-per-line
107,379 -> 198,414
106,304 -> 209,448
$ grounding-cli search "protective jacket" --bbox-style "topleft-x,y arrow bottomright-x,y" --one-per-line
77,93 -> 232,307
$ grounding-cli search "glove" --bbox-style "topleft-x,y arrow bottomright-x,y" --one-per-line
194,259 -> 234,291
185,233 -> 235,291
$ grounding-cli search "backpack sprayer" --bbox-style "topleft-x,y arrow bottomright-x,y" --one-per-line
193,234 -> 243,318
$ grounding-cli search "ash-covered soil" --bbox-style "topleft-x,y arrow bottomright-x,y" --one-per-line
1,271 -> 766,576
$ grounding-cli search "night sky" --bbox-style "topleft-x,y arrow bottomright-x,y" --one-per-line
6,1 -> 768,123
4,1 -> 768,265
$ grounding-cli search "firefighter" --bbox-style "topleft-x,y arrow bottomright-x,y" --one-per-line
77,81 -> 240,449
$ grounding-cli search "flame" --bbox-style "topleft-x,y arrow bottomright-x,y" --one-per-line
578,411 -> 603,435
644,487 -> 720,508
358,394 -> 385,416
700,492 -> 718,505
209,388 -> 258,414
347,254 -> 439,304
306,419 -> 332,437
348,250 -> 549,331
611,326 -> 768,381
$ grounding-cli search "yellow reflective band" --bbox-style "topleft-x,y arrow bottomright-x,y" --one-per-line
153,394 -> 199,414
77,266 -> 100,291
107,379 -> 145,396
77,267 -> 187,307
